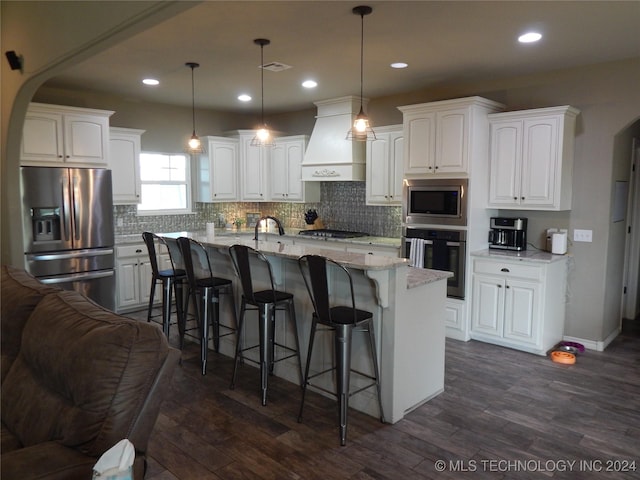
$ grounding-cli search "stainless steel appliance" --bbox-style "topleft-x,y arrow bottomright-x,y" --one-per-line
488,217 -> 527,251
403,178 -> 468,226
21,167 -> 115,310
402,227 -> 466,298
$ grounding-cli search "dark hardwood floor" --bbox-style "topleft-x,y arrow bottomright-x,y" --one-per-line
129,310 -> 640,479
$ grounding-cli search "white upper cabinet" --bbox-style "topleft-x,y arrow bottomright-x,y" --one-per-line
231,130 -> 269,201
488,106 -> 579,210
21,103 -> 113,167
398,97 -> 504,176
366,125 -> 404,205
270,135 -> 319,202
109,127 -> 144,205
196,136 -> 239,202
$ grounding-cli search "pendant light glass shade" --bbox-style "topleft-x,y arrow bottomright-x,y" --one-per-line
186,62 -> 204,154
251,38 -> 275,147
346,5 -> 376,141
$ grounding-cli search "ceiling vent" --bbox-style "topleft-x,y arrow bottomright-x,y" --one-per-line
260,62 -> 291,72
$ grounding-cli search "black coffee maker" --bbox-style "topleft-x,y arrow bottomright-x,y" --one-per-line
488,217 -> 527,251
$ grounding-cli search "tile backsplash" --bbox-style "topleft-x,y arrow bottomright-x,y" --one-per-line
114,182 -> 402,238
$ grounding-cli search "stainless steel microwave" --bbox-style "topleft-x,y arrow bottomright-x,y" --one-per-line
403,178 -> 468,226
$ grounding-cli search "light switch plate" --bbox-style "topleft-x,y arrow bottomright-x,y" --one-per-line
574,229 -> 593,242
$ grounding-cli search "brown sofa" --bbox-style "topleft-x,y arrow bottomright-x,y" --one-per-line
1,265 -> 180,480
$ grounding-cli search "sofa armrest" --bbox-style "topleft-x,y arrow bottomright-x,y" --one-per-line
127,347 -> 180,454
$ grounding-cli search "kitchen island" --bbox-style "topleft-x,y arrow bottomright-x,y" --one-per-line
162,231 -> 451,423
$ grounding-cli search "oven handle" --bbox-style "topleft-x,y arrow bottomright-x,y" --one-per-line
446,241 -> 461,247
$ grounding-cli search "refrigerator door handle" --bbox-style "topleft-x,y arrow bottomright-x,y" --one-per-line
72,174 -> 80,241
38,269 -> 114,284
27,248 -> 114,261
61,178 -> 71,240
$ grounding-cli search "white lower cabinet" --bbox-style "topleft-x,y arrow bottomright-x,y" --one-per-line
115,243 -> 168,313
470,256 -> 567,355
444,298 -> 467,341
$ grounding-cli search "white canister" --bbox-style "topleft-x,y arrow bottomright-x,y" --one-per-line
206,222 -> 216,239
551,232 -> 567,254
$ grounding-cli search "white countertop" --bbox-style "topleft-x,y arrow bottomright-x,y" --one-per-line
471,248 -> 569,264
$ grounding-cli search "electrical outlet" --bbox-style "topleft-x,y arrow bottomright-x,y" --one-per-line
116,217 -> 124,227
573,229 -> 593,242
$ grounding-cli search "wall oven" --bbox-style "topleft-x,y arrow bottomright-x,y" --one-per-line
402,227 -> 466,299
403,178 -> 468,226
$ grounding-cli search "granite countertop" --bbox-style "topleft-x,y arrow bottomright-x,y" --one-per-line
115,229 -> 402,249
160,231 -> 408,272
406,267 -> 453,289
471,248 -> 569,264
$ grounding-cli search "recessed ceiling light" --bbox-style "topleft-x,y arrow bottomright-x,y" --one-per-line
518,32 -> 542,43
302,80 -> 318,89
238,94 -> 251,102
390,62 -> 408,69
142,78 -> 159,86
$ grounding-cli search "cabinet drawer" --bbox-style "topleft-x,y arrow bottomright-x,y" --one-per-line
116,244 -> 146,258
473,259 -> 542,280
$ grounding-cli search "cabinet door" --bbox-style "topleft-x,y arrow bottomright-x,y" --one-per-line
489,121 -> 522,206
389,133 -> 404,203
211,141 -> 238,201
520,117 -> 559,207
241,137 -> 267,201
21,111 -> 64,163
109,130 -> 142,204
271,143 -> 288,200
63,114 -> 109,165
435,107 -> 468,173
503,279 -> 540,346
366,133 -> 391,204
404,113 -> 435,174
284,141 -> 305,201
116,257 -> 141,310
471,274 -> 504,337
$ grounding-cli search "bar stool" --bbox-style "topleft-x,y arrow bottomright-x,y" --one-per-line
228,244 -> 303,406
142,232 -> 187,346
297,254 -> 385,446
177,236 -> 238,375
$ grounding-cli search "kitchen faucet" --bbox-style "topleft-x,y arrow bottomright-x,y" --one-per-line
254,216 -> 285,240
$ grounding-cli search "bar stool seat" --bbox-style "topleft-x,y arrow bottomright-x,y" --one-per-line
177,236 -> 237,375
228,244 -> 303,406
297,254 -> 385,446
142,232 -> 187,347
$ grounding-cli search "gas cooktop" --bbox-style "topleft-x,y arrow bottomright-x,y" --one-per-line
298,229 -> 369,239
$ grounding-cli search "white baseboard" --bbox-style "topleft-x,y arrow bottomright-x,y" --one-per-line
563,326 -> 621,352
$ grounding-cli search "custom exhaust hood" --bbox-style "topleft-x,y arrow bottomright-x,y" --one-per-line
301,96 -> 367,181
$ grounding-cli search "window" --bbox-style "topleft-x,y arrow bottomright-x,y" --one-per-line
137,152 -> 191,214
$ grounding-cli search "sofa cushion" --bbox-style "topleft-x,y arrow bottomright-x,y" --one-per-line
1,290 -> 172,458
1,265 -> 60,382
0,441 -> 96,480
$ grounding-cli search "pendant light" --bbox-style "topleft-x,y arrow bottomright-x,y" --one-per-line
346,5 -> 376,141
250,38 -> 275,147
186,62 -> 204,154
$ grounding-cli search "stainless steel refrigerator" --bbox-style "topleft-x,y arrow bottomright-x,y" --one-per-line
21,166 -> 116,310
